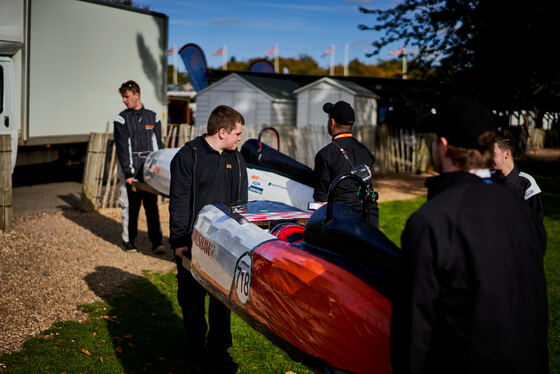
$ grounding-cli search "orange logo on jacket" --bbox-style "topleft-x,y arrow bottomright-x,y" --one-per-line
226,164 -> 232,169
145,125 -> 155,129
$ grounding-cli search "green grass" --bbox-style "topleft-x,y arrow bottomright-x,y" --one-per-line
540,176 -> 560,372
0,179 -> 558,373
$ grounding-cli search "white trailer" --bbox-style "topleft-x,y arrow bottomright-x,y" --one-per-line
0,0 -> 168,169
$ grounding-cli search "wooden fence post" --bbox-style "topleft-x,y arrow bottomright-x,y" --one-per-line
80,132 -> 109,212
0,135 -> 12,230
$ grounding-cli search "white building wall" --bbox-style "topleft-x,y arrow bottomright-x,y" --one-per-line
296,81 -> 354,127
355,95 -> 378,126
272,101 -> 296,125
195,76 -> 273,127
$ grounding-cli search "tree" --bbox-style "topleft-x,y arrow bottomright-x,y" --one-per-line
358,1 -> 560,120
167,65 -> 190,85
279,55 -> 326,75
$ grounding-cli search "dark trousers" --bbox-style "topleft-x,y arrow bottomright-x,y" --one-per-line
125,184 -> 162,245
175,255 -> 232,356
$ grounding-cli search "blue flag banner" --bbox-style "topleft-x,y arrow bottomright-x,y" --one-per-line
249,59 -> 275,73
179,43 -> 209,92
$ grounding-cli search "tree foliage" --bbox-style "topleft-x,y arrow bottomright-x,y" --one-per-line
205,54 -> 407,78
358,0 -> 559,114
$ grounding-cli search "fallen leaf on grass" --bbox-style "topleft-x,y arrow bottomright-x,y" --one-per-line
285,372 -> 297,374
43,334 -> 54,339
81,348 -> 91,356
99,356 -> 104,363
123,334 -> 133,339
115,346 -> 123,354
100,315 -> 119,323
108,355 -> 116,359
127,342 -> 136,348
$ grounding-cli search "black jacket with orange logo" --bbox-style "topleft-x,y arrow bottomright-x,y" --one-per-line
114,106 -> 163,179
169,135 -> 248,249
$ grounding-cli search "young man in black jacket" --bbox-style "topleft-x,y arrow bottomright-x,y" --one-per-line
391,96 -> 548,374
313,100 -> 379,228
169,105 -> 247,374
114,80 -> 164,253
492,131 -> 544,221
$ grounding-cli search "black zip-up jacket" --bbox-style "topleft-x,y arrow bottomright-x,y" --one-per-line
391,172 -> 548,374
491,165 -> 544,221
114,106 -> 163,179
313,134 -> 378,220
169,135 -> 248,249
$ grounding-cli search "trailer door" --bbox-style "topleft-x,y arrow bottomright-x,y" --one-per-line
0,58 -> 18,171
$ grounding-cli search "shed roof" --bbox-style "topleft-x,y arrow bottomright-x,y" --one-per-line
239,73 -> 300,100
197,72 -> 300,101
293,77 -> 378,98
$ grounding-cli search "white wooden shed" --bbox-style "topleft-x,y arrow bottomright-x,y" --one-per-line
194,73 -> 299,127
293,77 -> 379,127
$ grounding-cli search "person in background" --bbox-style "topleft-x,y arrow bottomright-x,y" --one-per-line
312,100 -> 379,228
492,130 -> 544,221
113,80 -> 165,254
391,96 -> 548,374
169,105 -> 247,374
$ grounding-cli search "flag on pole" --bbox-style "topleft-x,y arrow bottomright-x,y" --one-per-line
265,45 -> 276,57
167,46 -> 176,55
213,47 -> 225,56
321,45 -> 333,57
389,46 -> 405,57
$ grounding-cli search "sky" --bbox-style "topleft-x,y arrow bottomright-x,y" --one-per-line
139,0 -> 401,72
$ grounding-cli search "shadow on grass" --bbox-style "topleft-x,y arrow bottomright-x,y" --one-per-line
0,267 -> 186,373
84,266 -> 187,373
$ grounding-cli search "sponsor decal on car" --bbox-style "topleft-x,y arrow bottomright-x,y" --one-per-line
249,185 -> 264,194
192,228 -> 215,257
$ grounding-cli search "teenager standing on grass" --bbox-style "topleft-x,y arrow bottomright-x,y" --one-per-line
169,105 -> 248,374
391,96 -> 549,374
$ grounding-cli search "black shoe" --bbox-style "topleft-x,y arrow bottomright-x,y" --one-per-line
212,351 -> 238,374
121,241 -> 137,252
185,350 -> 207,374
185,360 -> 206,374
151,243 -> 166,254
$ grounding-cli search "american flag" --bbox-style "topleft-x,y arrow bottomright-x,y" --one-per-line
321,45 -> 333,57
167,46 -> 176,55
213,47 -> 225,56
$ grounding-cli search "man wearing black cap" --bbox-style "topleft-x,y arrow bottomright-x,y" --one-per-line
313,100 -> 379,228
390,96 -> 549,374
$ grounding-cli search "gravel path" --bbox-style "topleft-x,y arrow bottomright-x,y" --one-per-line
0,173 -> 428,355
0,206 -> 175,355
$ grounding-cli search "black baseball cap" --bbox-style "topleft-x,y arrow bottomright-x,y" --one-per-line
323,101 -> 355,126
416,96 -> 496,149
